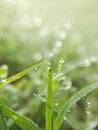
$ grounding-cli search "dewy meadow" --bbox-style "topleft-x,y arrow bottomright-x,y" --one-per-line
0,0 -> 98,130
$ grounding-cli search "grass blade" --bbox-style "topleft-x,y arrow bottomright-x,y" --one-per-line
46,64 -> 53,130
54,82 -> 98,130
0,108 -> 7,130
0,100 -> 41,130
0,61 -> 46,87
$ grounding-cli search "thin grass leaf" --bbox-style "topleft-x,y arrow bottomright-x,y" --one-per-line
0,61 -> 46,87
0,100 -> 41,130
0,108 -> 7,130
52,59 -> 63,91
54,82 -> 98,130
46,64 -> 53,130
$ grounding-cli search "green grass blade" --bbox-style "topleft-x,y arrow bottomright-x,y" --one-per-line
52,59 -> 64,91
0,100 -> 41,130
54,82 -> 98,130
0,108 -> 7,130
46,64 -> 53,130
0,61 -> 46,87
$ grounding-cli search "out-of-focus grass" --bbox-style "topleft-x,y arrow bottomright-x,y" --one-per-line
0,0 -> 98,130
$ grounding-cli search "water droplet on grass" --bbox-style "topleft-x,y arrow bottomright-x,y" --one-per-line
35,67 -> 38,70
60,58 -> 64,63
11,115 -> 18,120
2,79 -> 6,83
86,99 -> 91,115
89,56 -> 97,63
56,40 -> 63,48
64,117 -> 66,120
80,59 -> 91,67
55,102 -> 58,106
2,65 -> 8,70
48,52 -> 54,57
64,22 -> 72,30
34,52 -> 43,61
48,63 -> 52,71
67,109 -> 71,113
61,76 -> 66,80
59,31 -> 67,40
33,93 -> 46,103
87,101 -> 91,105
86,110 -> 90,114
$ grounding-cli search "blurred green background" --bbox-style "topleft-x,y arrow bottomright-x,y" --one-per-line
0,0 -> 98,130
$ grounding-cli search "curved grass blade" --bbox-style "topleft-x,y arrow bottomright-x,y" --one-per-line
0,100 -> 41,130
0,61 -> 46,87
46,65 -> 53,130
54,82 -> 98,130
0,108 -> 7,130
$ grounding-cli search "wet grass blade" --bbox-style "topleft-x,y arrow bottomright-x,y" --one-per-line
0,100 -> 41,130
46,65 -> 53,130
52,59 -> 63,91
54,82 -> 98,130
0,108 -> 7,130
0,61 -> 46,87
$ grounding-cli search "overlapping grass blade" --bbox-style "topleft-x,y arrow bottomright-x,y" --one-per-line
46,64 -> 53,130
0,100 -> 41,130
0,108 -> 7,130
0,61 -> 46,87
54,82 -> 98,130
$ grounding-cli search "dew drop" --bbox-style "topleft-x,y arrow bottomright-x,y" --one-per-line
67,109 -> 71,113
56,40 -> 63,48
80,59 -> 91,67
64,22 -> 72,30
48,52 -> 54,57
2,65 -> 8,70
33,93 -> 46,103
89,56 -> 97,63
64,79 -> 72,90
61,76 -> 66,80
35,67 -> 38,70
86,99 -> 91,115
55,100 -> 59,106
48,63 -> 52,71
60,58 -> 64,64
38,94 -> 46,103
11,115 -> 18,120
86,110 -> 90,114
55,102 -> 58,106
64,117 -> 66,120
87,101 -> 91,105
2,79 -> 6,83
34,52 -> 43,61
59,31 -> 67,40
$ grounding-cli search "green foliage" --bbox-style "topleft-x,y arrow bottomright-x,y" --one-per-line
54,82 -> 98,130
0,0 -> 98,130
0,100 -> 41,130
0,61 -> 45,87
46,64 -> 53,130
0,108 -> 7,130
